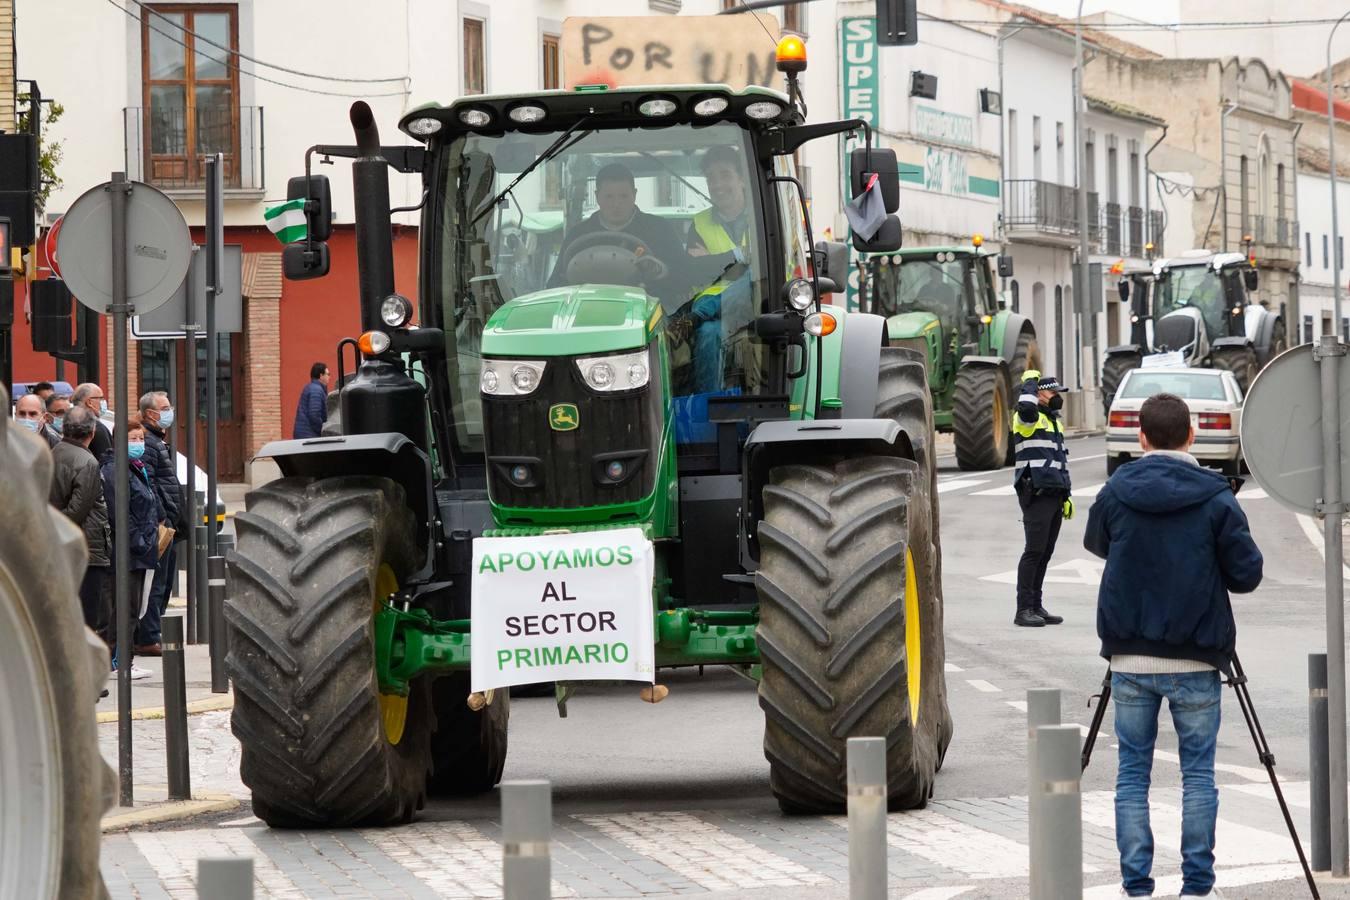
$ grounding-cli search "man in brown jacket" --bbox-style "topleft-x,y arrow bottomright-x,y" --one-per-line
49,405 -> 112,639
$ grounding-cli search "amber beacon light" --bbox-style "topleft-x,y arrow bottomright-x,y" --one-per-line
776,35 -> 807,73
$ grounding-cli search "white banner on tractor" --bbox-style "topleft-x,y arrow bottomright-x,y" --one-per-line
561,14 -> 779,91
470,528 -> 656,692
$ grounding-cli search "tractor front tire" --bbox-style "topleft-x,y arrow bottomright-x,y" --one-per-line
756,456 -> 949,813
952,366 -> 1010,471
1102,352 -> 1142,417
0,404 -> 114,900
427,673 -> 509,796
225,476 -> 432,828
1211,346 -> 1259,394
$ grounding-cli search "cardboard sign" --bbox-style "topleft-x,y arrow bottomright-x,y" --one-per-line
470,528 -> 656,691
561,14 -> 780,91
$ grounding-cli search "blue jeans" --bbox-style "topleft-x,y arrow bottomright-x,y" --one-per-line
1112,670 -> 1222,897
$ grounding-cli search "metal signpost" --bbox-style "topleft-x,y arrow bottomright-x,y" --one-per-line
206,154 -> 224,559
57,174 -> 190,805
1242,338 -> 1350,875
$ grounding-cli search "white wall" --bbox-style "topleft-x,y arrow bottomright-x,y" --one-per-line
1001,30 -> 1076,187
1296,169 -> 1350,340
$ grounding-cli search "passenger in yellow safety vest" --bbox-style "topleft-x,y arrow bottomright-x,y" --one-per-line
1011,370 -> 1073,627
685,146 -> 755,394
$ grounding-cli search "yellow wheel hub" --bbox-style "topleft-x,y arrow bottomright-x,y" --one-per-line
904,547 -> 922,727
374,563 -> 408,745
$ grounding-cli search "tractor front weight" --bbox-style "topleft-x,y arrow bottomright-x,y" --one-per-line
373,603 -> 762,695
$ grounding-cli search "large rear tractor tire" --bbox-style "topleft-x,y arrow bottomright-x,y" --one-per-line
756,455 -> 949,812
952,366 -> 1010,471
225,476 -> 432,827
1102,351 -> 1142,417
427,673 -> 509,796
1210,346 -> 1259,394
0,398 -> 115,900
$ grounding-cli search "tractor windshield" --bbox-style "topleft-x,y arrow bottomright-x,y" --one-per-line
1157,266 -> 1227,338
435,122 -> 771,454
870,256 -> 972,337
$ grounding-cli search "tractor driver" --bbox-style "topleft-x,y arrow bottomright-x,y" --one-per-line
681,146 -> 757,394
549,163 -> 686,302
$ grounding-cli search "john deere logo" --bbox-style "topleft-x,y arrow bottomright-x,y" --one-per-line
549,403 -> 579,432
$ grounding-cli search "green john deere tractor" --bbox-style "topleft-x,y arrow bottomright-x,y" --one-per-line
863,244 -> 1040,471
224,46 -> 952,825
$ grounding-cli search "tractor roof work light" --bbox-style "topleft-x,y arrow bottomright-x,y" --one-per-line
776,35 -> 807,74
971,233 -> 983,248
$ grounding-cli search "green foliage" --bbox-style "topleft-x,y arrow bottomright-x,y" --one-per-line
17,95 -> 65,216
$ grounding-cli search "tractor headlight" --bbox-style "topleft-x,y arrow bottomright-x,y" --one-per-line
481,359 -> 546,395
575,349 -> 651,392
785,278 -> 814,312
745,101 -> 783,120
379,293 -> 414,328
406,116 -> 443,136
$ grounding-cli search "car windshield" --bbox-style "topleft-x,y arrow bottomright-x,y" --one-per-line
436,121 -> 771,454
869,257 -> 971,335
1157,266 -> 1227,337
1118,371 -> 1228,402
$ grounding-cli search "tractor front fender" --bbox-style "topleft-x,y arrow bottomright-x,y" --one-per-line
958,354 -> 1007,371
994,312 -> 1035,364
838,312 -> 887,419
1210,336 -> 1252,350
254,432 -> 437,579
740,418 -> 916,569
1106,344 -> 1144,357
1254,312 -> 1282,362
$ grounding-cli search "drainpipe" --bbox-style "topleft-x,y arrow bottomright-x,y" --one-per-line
997,24 -> 1028,250
1143,123 -> 1168,253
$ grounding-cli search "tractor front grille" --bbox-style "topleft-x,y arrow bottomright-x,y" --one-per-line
481,347 -> 664,511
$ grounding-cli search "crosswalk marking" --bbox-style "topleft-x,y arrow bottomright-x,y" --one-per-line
937,478 -> 991,494
576,811 -> 831,891
966,679 -> 1001,693
966,482 -> 1104,498
1080,790 -> 1297,867
359,821 -> 570,898
872,807 -> 1031,879
1239,487 -> 1267,500
130,829 -> 306,899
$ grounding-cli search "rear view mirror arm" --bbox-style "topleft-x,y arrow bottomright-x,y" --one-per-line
765,119 -> 871,159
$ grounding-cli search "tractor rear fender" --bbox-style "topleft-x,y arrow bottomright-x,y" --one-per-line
838,312 -> 887,419
739,418 -> 917,569
1210,335 -> 1252,351
1253,312 -> 1281,356
255,432 -> 438,581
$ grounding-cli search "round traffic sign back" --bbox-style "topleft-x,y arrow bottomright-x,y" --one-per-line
1240,342 -> 1350,515
55,180 -> 191,315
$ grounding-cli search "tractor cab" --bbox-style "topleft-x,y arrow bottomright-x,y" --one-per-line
1152,250 -> 1255,352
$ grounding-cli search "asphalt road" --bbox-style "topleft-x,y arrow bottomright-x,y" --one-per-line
104,435 -> 1345,898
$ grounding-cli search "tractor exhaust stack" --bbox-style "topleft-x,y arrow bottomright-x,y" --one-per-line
349,101 -> 395,335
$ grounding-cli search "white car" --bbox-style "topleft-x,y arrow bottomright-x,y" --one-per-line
1105,366 -> 1244,476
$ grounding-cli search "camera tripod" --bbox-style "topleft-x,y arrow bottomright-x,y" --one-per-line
1080,653 -> 1320,899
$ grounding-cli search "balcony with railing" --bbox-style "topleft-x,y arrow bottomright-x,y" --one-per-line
124,105 -> 265,194
1004,179 -> 1080,242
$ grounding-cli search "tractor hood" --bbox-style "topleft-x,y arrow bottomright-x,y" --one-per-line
885,310 -> 943,341
481,285 -> 661,357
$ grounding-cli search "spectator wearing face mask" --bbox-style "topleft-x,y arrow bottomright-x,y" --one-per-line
72,383 -> 113,460
135,391 -> 183,656
49,405 -> 113,641
42,392 -> 70,449
100,414 -> 163,681
13,392 -> 45,439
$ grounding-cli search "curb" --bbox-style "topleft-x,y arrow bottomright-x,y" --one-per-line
101,793 -> 239,832
96,693 -> 233,724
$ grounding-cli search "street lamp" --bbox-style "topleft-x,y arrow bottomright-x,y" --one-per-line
1328,11 -> 1350,332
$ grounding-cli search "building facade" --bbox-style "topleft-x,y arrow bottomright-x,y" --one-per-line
1291,78 -> 1350,343
12,0 -> 828,482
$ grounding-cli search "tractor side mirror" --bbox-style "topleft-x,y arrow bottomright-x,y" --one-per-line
1243,268 -> 1259,292
852,215 -> 903,253
849,147 -> 900,214
287,174 -> 332,242
1118,279 -> 1130,302
997,255 -> 1014,278
814,240 -> 850,282
282,242 -> 330,280
815,276 -> 840,295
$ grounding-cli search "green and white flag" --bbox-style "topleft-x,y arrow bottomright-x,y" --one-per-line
264,198 -> 307,245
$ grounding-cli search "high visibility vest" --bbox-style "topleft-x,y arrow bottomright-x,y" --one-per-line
692,209 -> 749,298
1012,408 -> 1070,491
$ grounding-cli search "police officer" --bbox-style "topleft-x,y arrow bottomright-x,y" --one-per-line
1012,370 -> 1073,627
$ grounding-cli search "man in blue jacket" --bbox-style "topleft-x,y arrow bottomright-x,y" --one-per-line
293,362 -> 330,439
1085,392 -> 1263,899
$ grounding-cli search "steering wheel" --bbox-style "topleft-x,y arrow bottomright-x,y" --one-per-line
560,229 -> 670,284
